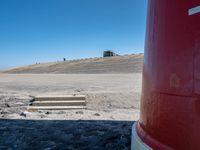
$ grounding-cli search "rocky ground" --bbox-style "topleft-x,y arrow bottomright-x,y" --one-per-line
0,119 -> 133,150
0,73 -> 141,150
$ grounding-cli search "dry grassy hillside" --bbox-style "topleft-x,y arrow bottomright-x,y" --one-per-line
3,54 -> 143,74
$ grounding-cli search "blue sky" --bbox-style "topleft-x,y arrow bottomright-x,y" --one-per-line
0,0 -> 147,69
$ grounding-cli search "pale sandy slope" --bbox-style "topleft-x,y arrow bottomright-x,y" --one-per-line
3,54 -> 143,74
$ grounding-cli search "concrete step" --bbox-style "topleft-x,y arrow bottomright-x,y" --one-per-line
28,106 -> 86,110
31,100 -> 86,106
34,95 -> 86,101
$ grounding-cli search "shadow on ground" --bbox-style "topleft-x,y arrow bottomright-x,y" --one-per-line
0,119 -> 134,150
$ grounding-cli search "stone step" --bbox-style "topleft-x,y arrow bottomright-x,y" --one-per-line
31,100 -> 86,106
28,106 -> 86,110
34,95 -> 86,101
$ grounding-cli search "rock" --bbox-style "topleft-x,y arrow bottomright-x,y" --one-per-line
40,114 -> 45,118
20,111 -> 32,117
1,111 -> 8,114
5,103 -> 10,107
75,88 -> 84,92
20,112 -> 26,117
94,113 -> 100,116
37,110 -> 43,113
29,98 -> 35,103
121,123 -> 127,128
45,111 -> 50,115
76,111 -> 84,114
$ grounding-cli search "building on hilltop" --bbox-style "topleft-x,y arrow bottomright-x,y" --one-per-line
103,50 -> 117,57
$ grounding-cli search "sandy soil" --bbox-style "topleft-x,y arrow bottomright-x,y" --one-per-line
0,73 -> 142,150
3,54 -> 143,74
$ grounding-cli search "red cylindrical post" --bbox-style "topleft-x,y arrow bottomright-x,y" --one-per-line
132,0 -> 200,150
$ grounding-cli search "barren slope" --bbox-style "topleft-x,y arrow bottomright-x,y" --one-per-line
3,54 -> 143,74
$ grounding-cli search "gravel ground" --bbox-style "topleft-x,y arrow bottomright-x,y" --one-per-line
0,73 -> 142,150
0,119 -> 133,150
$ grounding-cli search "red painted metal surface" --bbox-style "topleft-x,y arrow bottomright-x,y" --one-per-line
138,0 -> 200,149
